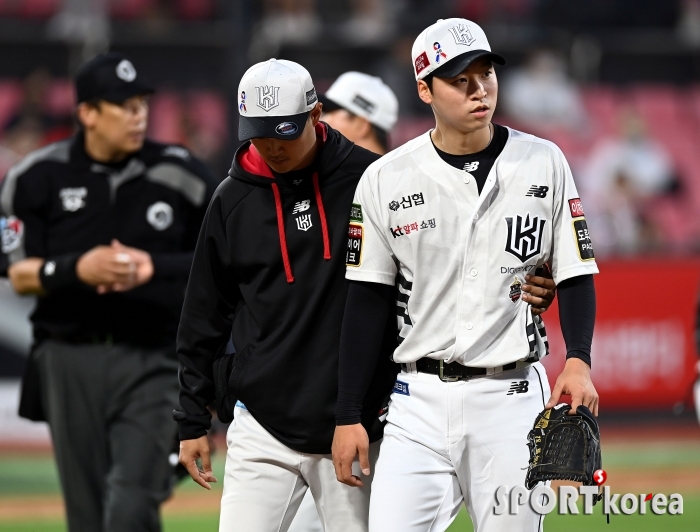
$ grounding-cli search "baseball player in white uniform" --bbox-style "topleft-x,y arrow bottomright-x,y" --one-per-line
332,18 -> 599,532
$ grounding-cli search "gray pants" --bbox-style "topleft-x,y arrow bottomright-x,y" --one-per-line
35,339 -> 180,532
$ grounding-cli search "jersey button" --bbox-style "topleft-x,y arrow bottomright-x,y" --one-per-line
470,269 -> 477,277
466,323 -> 473,330
473,214 -> 479,220
463,176 -> 470,184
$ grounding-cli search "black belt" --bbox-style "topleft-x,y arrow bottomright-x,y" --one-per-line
406,358 -> 527,382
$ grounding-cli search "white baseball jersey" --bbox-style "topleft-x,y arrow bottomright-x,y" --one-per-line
345,128 -> 599,367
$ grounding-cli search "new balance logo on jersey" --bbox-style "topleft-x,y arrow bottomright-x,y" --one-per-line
463,161 -> 479,172
293,200 -> 311,214
504,214 -> 546,263
526,185 -> 549,198
296,214 -> 313,231
507,381 -> 529,395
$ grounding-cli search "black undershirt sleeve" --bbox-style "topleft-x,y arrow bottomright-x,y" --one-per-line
557,274 -> 596,368
336,280 -> 394,426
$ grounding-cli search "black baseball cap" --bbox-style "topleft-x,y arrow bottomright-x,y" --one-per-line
75,52 -> 154,104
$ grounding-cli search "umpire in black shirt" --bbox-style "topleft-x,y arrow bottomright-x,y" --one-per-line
0,53 -> 217,532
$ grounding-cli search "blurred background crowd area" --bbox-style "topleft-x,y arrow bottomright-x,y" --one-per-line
2,0 -> 700,258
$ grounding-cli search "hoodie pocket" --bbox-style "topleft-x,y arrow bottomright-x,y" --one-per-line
212,345 -> 254,424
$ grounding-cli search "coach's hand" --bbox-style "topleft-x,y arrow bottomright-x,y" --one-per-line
332,424 -> 370,488
546,358 -> 599,416
523,272 -> 556,316
179,436 -> 217,490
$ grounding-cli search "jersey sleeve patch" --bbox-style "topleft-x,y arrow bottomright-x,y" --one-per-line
572,218 -> 595,261
350,203 -> 363,223
346,223 -> 363,267
568,198 -> 585,218
0,216 -> 24,253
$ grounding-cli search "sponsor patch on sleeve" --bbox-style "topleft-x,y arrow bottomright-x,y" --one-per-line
350,203 -> 363,223
569,198 -> 585,218
0,216 -> 24,254
393,380 -> 410,396
572,218 -> 595,260
346,223 -> 363,267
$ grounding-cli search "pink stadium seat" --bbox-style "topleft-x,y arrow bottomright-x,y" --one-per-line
44,79 -> 75,117
109,0 -> 157,19
580,86 -> 620,137
147,91 -> 185,145
187,91 -> 227,138
0,80 -> 23,130
176,0 -> 214,19
19,0 -> 60,18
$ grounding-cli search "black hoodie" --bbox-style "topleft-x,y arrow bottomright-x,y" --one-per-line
174,123 -> 398,453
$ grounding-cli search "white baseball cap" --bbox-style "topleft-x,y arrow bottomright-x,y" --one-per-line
411,18 -> 505,81
237,59 -> 319,141
320,72 -> 399,133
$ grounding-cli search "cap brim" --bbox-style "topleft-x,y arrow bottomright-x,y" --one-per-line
100,81 -> 155,104
431,50 -> 506,79
318,94 -> 344,113
238,112 -> 310,141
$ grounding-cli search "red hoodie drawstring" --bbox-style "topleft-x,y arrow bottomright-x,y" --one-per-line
271,183 -> 295,284
313,172 -> 332,260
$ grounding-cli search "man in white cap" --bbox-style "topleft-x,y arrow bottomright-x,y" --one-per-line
332,18 -> 599,531
173,58 -> 396,532
320,72 -> 399,155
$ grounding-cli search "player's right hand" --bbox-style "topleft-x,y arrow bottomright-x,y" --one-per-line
76,245 -> 137,291
332,424 -> 370,488
179,435 -> 217,490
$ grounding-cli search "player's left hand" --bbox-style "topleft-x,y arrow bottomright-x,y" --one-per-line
332,424 -> 371,488
522,271 -> 556,316
97,239 -> 154,293
546,357 -> 599,416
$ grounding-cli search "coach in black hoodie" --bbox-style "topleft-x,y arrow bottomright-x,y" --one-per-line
174,59 -> 396,531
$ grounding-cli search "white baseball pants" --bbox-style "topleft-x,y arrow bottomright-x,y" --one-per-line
219,405 -> 378,532
368,362 -> 551,532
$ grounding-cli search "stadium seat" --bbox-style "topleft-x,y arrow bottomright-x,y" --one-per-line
0,80 -> 23,131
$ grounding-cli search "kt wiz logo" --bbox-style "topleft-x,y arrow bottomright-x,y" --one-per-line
504,214 -> 546,263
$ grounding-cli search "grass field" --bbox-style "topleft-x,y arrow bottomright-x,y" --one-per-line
1,429 -> 699,531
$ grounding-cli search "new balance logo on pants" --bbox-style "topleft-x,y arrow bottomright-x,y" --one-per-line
507,381 -> 529,395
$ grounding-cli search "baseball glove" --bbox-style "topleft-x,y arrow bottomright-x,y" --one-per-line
525,403 -> 602,496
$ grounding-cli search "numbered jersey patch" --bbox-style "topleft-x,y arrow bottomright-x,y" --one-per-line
346,223 -> 363,266
573,218 -> 594,260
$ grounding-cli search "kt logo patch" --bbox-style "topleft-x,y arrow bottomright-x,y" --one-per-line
526,185 -> 549,198
504,214 -> 546,263
296,214 -> 313,231
255,85 -> 280,112
507,381 -> 529,395
449,23 -> 476,46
